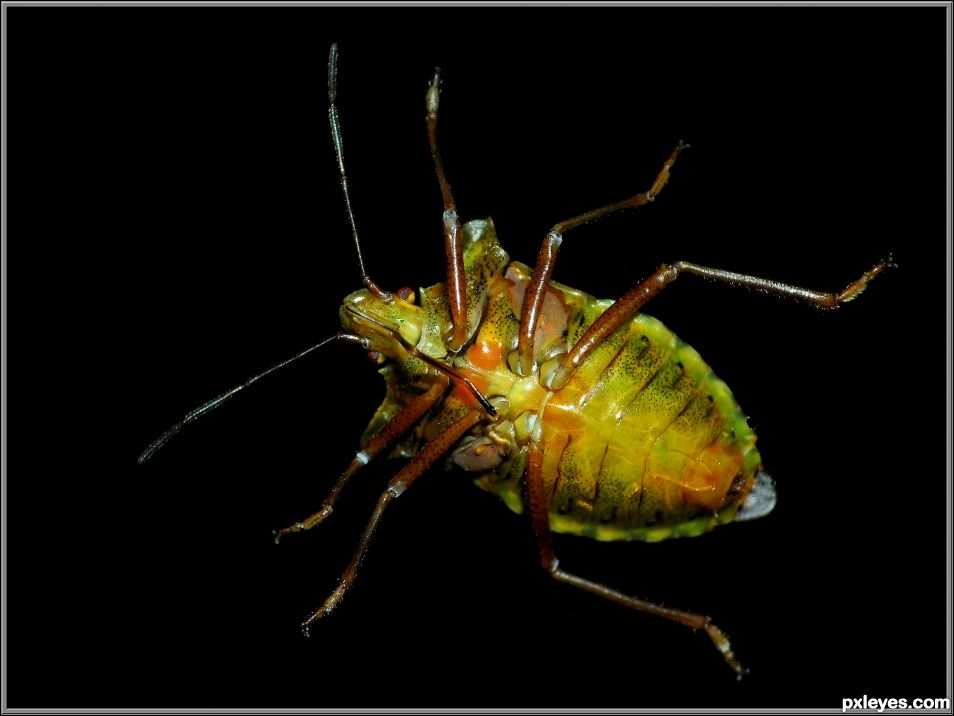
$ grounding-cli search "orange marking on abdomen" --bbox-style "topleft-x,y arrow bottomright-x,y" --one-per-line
682,443 -> 743,510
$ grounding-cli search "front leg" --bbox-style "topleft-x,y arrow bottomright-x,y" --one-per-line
273,376 -> 449,542
301,410 -> 483,635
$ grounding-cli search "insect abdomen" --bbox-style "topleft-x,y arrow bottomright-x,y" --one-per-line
542,309 -> 762,542
416,225 -> 764,543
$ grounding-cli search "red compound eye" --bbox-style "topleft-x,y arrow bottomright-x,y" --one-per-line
396,286 -> 415,303
367,350 -> 385,365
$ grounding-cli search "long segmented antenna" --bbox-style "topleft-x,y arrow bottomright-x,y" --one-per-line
328,44 -> 391,302
138,333 -> 367,463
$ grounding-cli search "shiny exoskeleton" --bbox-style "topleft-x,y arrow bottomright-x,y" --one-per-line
345,221 -> 774,545
139,45 -> 892,677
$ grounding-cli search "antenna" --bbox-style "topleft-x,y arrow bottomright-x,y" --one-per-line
327,44 -> 391,302
138,333 -> 367,463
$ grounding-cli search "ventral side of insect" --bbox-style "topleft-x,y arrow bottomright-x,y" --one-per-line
138,43 -> 893,680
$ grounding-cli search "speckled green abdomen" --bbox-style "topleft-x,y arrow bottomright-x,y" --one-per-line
434,224 -> 768,543
541,307 -> 762,542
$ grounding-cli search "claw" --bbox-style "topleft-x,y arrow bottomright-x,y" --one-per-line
273,522 -> 305,545
704,622 -> 746,678
274,507 -> 334,544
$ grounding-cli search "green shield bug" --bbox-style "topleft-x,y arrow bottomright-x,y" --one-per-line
139,43 -> 893,680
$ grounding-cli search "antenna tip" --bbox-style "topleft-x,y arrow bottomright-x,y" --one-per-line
328,44 -> 339,97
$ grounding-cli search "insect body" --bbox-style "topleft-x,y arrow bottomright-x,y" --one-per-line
346,222 -> 770,543
140,45 -> 891,677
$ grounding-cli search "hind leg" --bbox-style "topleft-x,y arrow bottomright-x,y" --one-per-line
524,443 -> 745,676
546,255 -> 894,389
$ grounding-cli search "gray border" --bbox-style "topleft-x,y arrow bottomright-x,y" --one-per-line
0,1 -> 951,714
946,0 -> 952,709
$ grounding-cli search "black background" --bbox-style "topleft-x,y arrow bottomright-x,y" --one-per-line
8,5 -> 948,710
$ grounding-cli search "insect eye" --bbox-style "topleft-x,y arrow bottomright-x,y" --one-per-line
396,286 -> 416,304
367,350 -> 385,365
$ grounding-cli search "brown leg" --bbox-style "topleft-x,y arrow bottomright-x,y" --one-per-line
526,444 -> 745,677
274,376 -> 450,543
301,409 -> 483,635
514,142 -> 688,376
547,255 -> 894,389
426,69 -> 467,352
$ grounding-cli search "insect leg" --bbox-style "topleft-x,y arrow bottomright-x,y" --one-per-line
525,443 -> 745,677
515,142 -> 688,376
300,409 -> 483,636
273,376 -> 450,543
425,68 -> 467,352
548,255 -> 894,390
